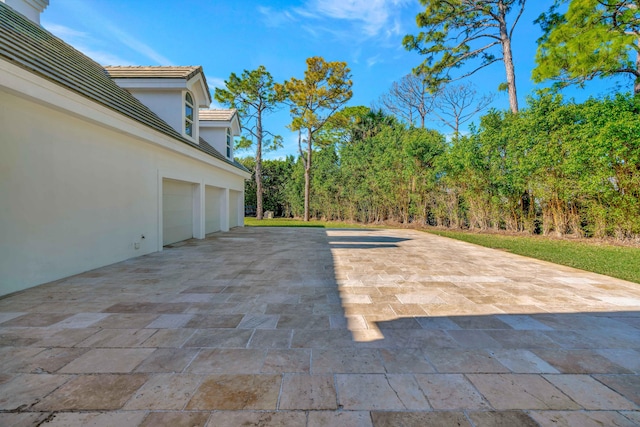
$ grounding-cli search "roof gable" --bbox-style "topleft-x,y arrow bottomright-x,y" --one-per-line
199,109 -> 241,136
104,65 -> 212,106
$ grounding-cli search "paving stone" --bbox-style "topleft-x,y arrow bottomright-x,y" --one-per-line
140,328 -> 196,347
1,312 -> 72,327
447,329 -> 504,348
124,373 -> 202,410
145,314 -> 194,328
307,411 -> 373,427
0,413 -> 56,427
415,373 -> 491,410
186,348 -> 266,373
532,349 -> 633,374
205,411 -> 307,427
0,312 -> 27,324
279,373 -> 337,409
186,374 -> 281,410
336,373 -> 430,410
494,314 -> 555,330
13,347 -> 89,374
135,348 -> 199,373
90,313 -> 159,328
238,314 -> 279,329
593,375 -> 640,406
370,411 -> 470,427
185,313 -> 244,328
36,328 -> 101,347
488,349 -> 560,373
449,315 -> 513,330
41,411 -> 147,427
34,374 -> 147,410
467,373 -> 581,410
596,349 -> 640,373
0,346 -> 49,372
529,410 -> 640,427
291,329 -> 355,348
140,412 -> 210,427
425,348 -> 510,373
48,312 -> 110,328
183,328 -> 253,348
467,411 -> 539,426
261,349 -> 310,373
76,328 -> 157,347
247,329 -> 292,348
544,374 -> 638,409
0,373 -> 72,410
312,348 -> 385,374
379,348 -> 435,373
415,316 -> 462,330
59,348 -> 154,373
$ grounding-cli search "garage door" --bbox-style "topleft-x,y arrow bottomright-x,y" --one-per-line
205,185 -> 223,234
163,178 -> 193,245
229,190 -> 240,228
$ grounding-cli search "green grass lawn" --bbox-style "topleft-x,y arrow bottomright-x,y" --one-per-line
245,217 -> 639,284
427,229 -> 640,284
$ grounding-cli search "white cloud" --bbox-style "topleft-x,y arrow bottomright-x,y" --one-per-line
258,6 -> 297,28
367,55 -> 381,67
44,1 -> 173,66
104,24 -> 173,65
43,21 -> 133,65
206,76 -> 226,90
260,0 -> 412,41
304,0 -> 411,38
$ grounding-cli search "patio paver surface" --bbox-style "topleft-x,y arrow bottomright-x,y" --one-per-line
0,227 -> 639,426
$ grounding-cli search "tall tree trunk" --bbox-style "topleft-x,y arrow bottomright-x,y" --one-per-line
635,41 -> 640,95
255,110 -> 264,220
499,4 -> 519,113
304,128 -> 312,222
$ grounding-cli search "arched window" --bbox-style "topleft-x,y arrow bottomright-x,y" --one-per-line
226,128 -> 232,158
184,92 -> 194,137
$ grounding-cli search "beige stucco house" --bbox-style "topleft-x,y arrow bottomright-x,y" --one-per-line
0,0 -> 250,296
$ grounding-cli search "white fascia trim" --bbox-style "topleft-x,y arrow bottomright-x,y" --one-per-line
0,60 -> 250,179
110,78 -> 187,90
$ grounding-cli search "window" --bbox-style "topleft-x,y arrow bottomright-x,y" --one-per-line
184,92 -> 194,137
226,128 -> 232,158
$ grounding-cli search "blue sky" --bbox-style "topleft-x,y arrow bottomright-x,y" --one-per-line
41,0 -> 630,159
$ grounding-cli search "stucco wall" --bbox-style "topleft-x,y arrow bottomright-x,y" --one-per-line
0,89 -> 246,296
200,127 -> 228,158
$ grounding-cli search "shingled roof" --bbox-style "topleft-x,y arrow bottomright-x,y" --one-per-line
0,3 -> 246,173
199,109 -> 238,122
104,66 -> 202,79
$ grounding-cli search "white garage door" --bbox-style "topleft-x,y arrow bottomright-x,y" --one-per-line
205,186 -> 223,234
163,178 -> 193,245
229,190 -> 240,228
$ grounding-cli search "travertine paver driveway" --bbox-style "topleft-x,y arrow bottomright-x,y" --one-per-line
0,227 -> 639,426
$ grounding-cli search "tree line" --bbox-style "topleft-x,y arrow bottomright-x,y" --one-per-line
218,0 -> 639,239
270,94 -> 639,238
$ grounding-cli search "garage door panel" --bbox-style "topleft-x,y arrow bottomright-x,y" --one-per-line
163,179 -> 193,245
205,186 -> 223,234
229,190 -> 239,229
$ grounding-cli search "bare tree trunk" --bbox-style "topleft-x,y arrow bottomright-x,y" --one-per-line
255,110 -> 264,220
303,128 -> 312,222
500,22 -> 518,113
635,41 -> 640,95
499,1 -> 518,113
